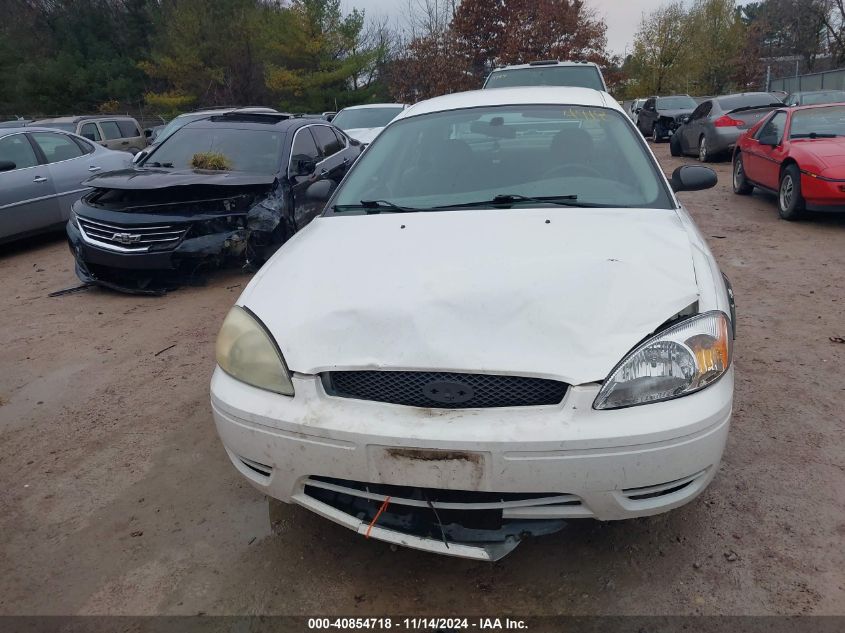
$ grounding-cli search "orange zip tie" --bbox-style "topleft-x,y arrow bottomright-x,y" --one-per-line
365,496 -> 391,539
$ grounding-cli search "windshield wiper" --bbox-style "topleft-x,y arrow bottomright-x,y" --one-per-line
146,161 -> 173,168
433,193 -> 606,209
333,199 -> 422,214
791,132 -> 838,139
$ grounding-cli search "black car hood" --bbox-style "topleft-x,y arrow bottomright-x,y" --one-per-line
84,168 -> 277,190
658,108 -> 695,117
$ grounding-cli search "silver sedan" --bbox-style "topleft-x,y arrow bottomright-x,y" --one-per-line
0,127 -> 132,243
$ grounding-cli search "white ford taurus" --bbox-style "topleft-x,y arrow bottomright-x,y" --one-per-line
211,87 -> 735,561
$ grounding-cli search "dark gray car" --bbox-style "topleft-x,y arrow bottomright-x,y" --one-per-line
671,92 -> 783,162
0,127 -> 131,243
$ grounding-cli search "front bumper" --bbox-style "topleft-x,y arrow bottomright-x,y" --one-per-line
67,217 -> 246,294
211,367 -> 733,559
801,173 -> 845,210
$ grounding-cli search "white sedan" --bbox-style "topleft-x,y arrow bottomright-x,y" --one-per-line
211,87 -> 735,561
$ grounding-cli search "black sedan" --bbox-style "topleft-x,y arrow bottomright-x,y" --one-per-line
67,112 -> 361,293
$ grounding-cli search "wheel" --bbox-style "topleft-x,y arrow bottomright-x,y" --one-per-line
778,164 -> 806,221
670,132 -> 682,156
732,153 -> 753,195
698,136 -> 711,162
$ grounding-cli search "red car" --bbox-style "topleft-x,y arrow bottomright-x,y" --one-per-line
732,103 -> 845,220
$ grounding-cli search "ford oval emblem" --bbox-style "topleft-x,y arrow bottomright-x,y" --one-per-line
422,380 -> 475,405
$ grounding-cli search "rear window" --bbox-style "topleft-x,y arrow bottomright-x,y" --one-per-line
116,120 -> 141,138
485,66 -> 604,91
802,91 -> 845,106
100,121 -> 123,140
332,107 -> 404,131
143,125 -> 285,174
718,94 -> 780,112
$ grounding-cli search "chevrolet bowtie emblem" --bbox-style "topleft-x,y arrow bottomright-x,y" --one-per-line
112,232 -> 142,244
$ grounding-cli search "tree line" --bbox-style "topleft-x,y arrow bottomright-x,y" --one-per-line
5,0 -> 845,118
0,0 -> 612,117
623,0 -> 845,98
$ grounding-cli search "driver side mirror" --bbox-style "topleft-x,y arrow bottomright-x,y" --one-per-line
0,160 -> 15,172
758,133 -> 780,147
305,179 -> 334,202
670,165 -> 717,192
132,150 -> 148,164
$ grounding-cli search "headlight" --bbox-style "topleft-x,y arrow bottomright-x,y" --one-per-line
215,306 -> 294,396
68,207 -> 78,228
593,311 -> 732,410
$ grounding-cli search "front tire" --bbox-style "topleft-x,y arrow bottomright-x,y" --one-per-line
652,124 -> 661,143
732,154 -> 753,195
778,164 -> 806,221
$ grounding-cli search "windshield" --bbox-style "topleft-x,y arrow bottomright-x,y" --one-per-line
332,107 -> 404,130
36,122 -> 76,132
153,113 -> 208,145
790,106 -> 845,138
328,104 -> 672,213
485,67 -> 604,90
658,96 -> 696,110
802,91 -> 845,106
143,125 -> 285,174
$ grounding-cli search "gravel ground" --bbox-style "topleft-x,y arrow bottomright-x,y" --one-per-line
0,142 -> 843,616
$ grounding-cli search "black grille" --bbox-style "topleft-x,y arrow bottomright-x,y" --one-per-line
323,371 -> 568,409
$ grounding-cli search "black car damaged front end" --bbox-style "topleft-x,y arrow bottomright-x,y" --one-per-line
66,171 -> 293,294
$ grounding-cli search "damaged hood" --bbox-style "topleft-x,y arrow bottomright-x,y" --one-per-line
243,208 -> 700,385
83,168 -> 276,190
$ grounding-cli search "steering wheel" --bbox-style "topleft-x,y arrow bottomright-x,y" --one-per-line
542,163 -> 603,179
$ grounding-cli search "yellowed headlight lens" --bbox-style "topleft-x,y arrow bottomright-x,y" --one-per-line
216,306 -> 294,396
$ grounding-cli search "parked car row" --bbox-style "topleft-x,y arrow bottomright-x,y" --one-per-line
627,88 -> 845,166
1,103 -> 409,279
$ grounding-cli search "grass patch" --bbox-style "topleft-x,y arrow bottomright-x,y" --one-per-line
191,152 -> 231,171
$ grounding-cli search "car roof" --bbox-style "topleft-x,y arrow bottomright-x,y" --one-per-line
32,115 -> 136,124
396,87 -> 616,121
181,112 -> 320,132
1,126 -> 89,135
338,103 -> 406,111
180,106 -> 279,117
491,60 -> 601,71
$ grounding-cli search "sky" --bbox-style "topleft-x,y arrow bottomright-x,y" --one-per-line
342,0 -> 699,56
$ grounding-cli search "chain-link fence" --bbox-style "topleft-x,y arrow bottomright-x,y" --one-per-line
770,68 -> 845,94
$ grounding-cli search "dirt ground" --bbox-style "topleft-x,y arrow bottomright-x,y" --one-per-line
1,142 -> 843,617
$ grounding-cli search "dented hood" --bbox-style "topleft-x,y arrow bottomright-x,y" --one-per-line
243,208 -> 700,385
84,168 -> 276,190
